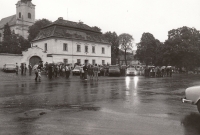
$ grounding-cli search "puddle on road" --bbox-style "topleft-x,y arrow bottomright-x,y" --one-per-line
17,104 -> 101,120
18,109 -> 51,119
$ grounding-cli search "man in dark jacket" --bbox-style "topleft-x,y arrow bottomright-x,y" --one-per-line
20,63 -> 24,75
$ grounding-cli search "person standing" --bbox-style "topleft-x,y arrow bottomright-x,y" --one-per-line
38,69 -> 41,81
89,65 -> 94,79
28,63 -> 32,75
93,64 -> 99,80
34,67 -> 38,81
80,65 -> 84,79
16,63 -> 19,75
48,65 -> 53,79
24,64 -> 27,75
83,63 -> 88,80
169,67 -> 172,77
88,65 -> 92,79
166,67 -> 169,77
65,65 -> 70,79
20,63 -> 24,75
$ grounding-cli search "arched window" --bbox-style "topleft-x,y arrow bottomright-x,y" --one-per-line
28,13 -> 31,19
19,12 -> 21,18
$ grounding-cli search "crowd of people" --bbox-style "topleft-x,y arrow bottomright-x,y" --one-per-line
144,66 -> 173,77
79,63 -> 102,80
15,63 -> 33,75
15,61 -> 177,82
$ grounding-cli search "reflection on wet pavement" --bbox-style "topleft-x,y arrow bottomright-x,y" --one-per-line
0,73 -> 200,134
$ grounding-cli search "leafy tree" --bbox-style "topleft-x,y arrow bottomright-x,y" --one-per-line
104,31 -> 119,64
164,26 -> 200,70
135,33 -> 159,66
28,19 -> 52,41
118,33 -> 133,66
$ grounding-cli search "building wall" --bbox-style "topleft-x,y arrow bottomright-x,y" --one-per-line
33,38 -> 111,65
51,55 -> 111,65
0,54 -> 22,69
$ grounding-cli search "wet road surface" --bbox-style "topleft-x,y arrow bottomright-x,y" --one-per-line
0,72 -> 200,135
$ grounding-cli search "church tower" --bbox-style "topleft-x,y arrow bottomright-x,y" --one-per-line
15,0 -> 35,39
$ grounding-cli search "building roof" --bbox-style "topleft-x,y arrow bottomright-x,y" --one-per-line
44,18 -> 101,33
33,18 -> 110,44
0,15 -> 16,29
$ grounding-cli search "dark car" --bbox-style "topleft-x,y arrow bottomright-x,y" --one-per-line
108,65 -> 120,76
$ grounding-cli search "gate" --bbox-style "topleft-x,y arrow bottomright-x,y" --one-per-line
29,56 -> 41,66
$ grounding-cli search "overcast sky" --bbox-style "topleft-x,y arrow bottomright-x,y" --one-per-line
0,0 -> 200,49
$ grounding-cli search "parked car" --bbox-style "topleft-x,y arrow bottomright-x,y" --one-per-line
108,65 -> 120,76
3,63 -> 16,72
72,66 -> 82,75
182,86 -> 200,113
126,66 -> 137,76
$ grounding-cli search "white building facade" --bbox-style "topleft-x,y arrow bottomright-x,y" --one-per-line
29,18 -> 111,66
32,38 -> 111,65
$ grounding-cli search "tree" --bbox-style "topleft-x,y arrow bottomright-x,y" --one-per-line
28,19 -> 52,42
0,23 -> 30,54
104,31 -> 119,64
135,33 -> 159,66
1,23 -> 12,53
164,26 -> 200,70
118,33 -> 133,66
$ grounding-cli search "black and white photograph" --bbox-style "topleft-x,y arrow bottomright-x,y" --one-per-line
0,0 -> 200,134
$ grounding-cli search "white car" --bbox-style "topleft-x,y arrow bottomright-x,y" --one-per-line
182,86 -> 200,113
3,63 -> 16,72
126,66 -> 137,76
72,66 -> 82,75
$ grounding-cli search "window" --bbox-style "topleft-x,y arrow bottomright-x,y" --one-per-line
63,59 -> 68,64
77,59 -> 81,64
28,13 -> 31,19
44,43 -> 47,51
102,60 -> 105,65
0,33 -> 1,37
77,45 -> 81,52
85,46 -> 88,53
92,46 -> 95,53
19,12 -> 21,18
92,60 -> 95,65
102,47 -> 105,54
63,43 -> 68,51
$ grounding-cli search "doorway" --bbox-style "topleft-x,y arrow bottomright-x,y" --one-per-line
29,56 -> 41,66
